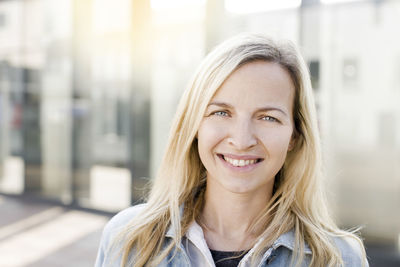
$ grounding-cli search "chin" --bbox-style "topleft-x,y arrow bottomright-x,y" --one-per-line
222,181 -> 261,195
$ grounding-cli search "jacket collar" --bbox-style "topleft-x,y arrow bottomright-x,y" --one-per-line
165,204 -> 184,238
166,223 -> 177,238
272,229 -> 312,255
165,204 -> 312,255
166,221 -> 312,255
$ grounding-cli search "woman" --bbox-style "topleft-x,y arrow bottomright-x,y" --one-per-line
95,33 -> 368,267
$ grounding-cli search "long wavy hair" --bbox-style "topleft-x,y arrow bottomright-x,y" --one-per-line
116,33 -> 366,267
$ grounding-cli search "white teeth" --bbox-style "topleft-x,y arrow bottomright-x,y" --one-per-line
223,156 -> 257,167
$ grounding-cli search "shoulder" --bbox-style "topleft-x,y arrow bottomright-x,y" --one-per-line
101,203 -> 147,247
332,234 -> 369,267
273,229 -> 368,266
104,203 -> 147,235
95,204 -> 147,267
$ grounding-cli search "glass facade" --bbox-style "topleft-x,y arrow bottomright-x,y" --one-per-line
0,0 -> 152,211
0,0 -> 399,249
0,0 -> 205,212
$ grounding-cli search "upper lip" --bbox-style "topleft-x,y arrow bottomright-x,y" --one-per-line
218,153 -> 264,160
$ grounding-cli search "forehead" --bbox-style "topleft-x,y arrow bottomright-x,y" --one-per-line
210,61 -> 295,113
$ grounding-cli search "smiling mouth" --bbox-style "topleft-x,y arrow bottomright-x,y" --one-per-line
218,154 -> 263,167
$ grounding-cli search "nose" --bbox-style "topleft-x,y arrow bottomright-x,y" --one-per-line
227,118 -> 257,150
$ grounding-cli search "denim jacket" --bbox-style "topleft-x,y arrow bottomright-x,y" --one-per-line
95,204 -> 368,267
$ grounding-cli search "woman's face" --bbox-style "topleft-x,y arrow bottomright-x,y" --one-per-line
197,61 -> 295,196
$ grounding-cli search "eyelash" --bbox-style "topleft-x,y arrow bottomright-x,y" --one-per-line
211,111 -> 229,117
210,111 -> 279,123
261,116 -> 278,122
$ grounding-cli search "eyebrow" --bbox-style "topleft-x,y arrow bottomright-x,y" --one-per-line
207,101 -> 289,117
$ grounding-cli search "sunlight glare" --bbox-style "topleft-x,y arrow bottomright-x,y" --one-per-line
321,0 -> 366,4
92,0 -> 132,33
151,0 -> 205,9
225,0 -> 301,14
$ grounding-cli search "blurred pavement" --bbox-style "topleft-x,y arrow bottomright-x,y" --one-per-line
0,194 -> 111,267
1,194 -> 399,267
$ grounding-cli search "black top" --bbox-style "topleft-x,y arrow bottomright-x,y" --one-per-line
210,249 -> 248,267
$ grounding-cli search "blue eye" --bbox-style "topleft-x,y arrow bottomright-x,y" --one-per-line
213,111 -> 229,117
261,116 -> 277,122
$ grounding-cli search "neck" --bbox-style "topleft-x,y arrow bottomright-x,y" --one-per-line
199,179 -> 273,250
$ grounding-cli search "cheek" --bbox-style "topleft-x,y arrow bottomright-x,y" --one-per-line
197,121 -> 226,160
259,127 -> 293,153
197,121 -> 226,145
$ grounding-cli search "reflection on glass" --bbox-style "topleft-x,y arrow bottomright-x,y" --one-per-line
0,3 -> 398,256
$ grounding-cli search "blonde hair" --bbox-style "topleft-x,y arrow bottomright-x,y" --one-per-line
116,33 -> 366,267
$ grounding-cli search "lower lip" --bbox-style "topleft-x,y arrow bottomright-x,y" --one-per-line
217,155 -> 262,172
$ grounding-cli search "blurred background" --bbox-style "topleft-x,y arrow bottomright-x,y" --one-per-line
0,0 -> 399,266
